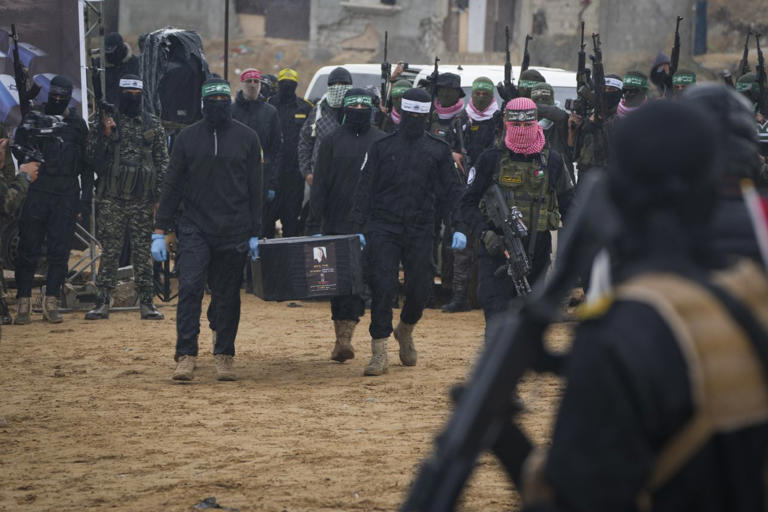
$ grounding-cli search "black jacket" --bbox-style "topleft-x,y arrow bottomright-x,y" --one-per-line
537,105 -> 574,180
232,90 -> 282,194
458,145 -> 574,238
465,111 -> 502,165
712,196 -> 763,264
268,93 -> 313,181
533,292 -> 768,512
156,118 -> 262,240
310,124 -> 386,235
13,108 -> 92,206
351,130 -> 463,234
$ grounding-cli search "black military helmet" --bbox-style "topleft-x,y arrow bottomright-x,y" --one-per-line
436,73 -> 465,97
327,67 -> 353,86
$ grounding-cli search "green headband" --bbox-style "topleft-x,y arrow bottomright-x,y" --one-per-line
391,85 -> 410,98
202,82 -> 231,98
736,81 -> 759,93
472,80 -> 494,93
623,74 -> 648,89
518,80 -> 540,89
343,94 -> 373,107
672,73 -> 696,85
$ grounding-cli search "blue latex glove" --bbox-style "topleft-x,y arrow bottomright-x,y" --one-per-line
358,233 -> 366,249
267,189 -> 276,202
151,233 -> 167,262
451,231 -> 467,250
248,237 -> 259,261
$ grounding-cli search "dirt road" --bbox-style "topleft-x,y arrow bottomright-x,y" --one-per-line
0,294 -> 568,511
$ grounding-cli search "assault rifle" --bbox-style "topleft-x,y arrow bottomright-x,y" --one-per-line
591,32 -> 606,121
757,33 -> 767,116
521,34 -> 533,72
10,24 -> 31,117
504,26 -> 513,91
381,31 -> 391,110
739,31 -> 752,77
670,16 -> 683,78
429,56 -> 440,115
400,172 -> 622,512
576,22 -> 588,89
485,184 -> 532,296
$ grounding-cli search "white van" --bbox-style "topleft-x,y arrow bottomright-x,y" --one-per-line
412,64 -> 577,108
304,63 -> 428,104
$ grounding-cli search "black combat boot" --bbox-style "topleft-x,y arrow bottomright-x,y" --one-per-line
85,289 -> 110,320
140,298 -> 164,320
441,288 -> 470,313
0,297 -> 13,325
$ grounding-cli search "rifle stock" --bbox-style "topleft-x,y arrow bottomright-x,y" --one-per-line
591,33 -> 605,121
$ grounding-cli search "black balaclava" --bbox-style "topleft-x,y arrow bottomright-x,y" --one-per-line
45,75 -> 73,115
201,78 -> 233,128
278,80 -> 297,102
341,88 -> 373,134
609,100 -> 719,270
604,74 -> 623,112
399,88 -> 431,139
118,74 -> 143,118
105,32 -> 128,66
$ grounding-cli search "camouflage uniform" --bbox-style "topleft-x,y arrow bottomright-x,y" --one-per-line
0,123 -> 31,332
89,112 -> 168,302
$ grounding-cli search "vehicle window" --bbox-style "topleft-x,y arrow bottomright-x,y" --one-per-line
553,86 -> 576,108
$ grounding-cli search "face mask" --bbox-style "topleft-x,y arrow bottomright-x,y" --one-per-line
243,82 -> 261,100
472,91 -> 493,111
400,112 -> 427,139
278,81 -> 297,101
45,95 -> 69,116
605,90 -> 622,111
437,88 -> 460,108
505,120 -> 545,155
203,98 -> 232,128
106,44 -> 127,66
343,107 -> 371,133
120,93 -> 142,117
623,89 -> 646,107
326,84 -> 352,108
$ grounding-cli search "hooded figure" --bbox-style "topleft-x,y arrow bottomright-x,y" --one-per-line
649,50 -> 672,97
104,32 -> 140,106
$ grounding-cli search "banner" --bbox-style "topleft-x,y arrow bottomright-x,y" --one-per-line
0,0 -> 87,129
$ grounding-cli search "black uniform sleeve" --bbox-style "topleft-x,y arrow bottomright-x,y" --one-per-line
248,132 -> 264,238
297,105 -> 317,178
537,105 -> 569,124
457,149 -> 496,237
308,135 -> 333,235
264,108 -> 282,193
548,151 -> 574,224
155,131 -> 188,231
350,141 -> 378,232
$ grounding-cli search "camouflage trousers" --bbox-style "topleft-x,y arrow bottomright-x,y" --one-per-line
95,197 -> 154,301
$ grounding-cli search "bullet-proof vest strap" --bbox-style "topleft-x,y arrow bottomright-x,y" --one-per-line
615,260 -> 768,506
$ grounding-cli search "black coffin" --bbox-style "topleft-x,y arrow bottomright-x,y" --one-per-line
251,235 -> 364,301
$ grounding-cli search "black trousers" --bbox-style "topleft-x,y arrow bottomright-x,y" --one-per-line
366,229 -> 433,339
477,230 -> 552,322
175,223 -> 248,358
15,189 -> 78,298
264,169 -> 304,238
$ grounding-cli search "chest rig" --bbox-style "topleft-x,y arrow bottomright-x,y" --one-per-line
99,113 -> 158,201
486,148 -> 560,232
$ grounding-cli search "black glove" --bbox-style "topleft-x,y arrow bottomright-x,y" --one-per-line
482,230 -> 504,256
496,82 -> 518,103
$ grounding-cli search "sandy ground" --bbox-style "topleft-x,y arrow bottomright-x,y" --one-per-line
0,293 -> 569,511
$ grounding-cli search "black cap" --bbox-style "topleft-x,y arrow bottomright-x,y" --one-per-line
327,67 -> 353,86
403,87 -> 431,103
436,73 -> 465,97
105,32 -> 124,53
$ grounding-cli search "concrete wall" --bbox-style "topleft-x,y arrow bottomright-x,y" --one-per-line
118,0 -> 238,39
308,0 -> 447,63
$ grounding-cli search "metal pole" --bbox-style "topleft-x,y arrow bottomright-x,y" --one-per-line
224,0 -> 230,81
